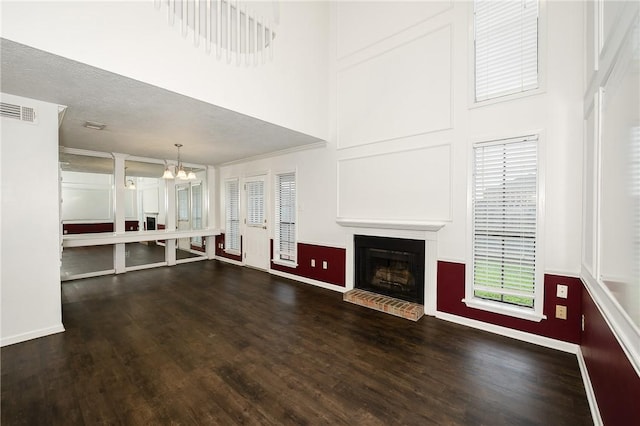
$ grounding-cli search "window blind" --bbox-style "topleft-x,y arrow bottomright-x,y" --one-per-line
246,180 -> 264,226
472,136 -> 538,308
225,180 -> 240,251
191,183 -> 203,247
474,0 -> 539,102
177,187 -> 189,222
276,173 -> 296,261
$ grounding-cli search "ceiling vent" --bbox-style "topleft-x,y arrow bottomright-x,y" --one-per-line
0,102 -> 37,123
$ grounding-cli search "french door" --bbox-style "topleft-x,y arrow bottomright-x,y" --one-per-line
243,175 -> 269,270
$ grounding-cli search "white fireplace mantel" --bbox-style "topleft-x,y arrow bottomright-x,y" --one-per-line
336,217 -> 447,232
337,217 -> 447,317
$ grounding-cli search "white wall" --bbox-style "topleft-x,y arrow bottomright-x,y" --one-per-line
61,171 -> 114,221
1,93 -> 64,346
582,0 -> 640,372
219,144 -> 343,248
0,0 -> 330,140
219,1 -> 585,279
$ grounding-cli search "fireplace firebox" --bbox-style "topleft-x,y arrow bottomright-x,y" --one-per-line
354,235 -> 425,304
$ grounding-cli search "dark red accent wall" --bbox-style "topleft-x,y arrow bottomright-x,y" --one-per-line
581,287 -> 640,425
214,234 -> 243,262
437,261 -> 582,343
63,221 -> 139,234
270,240 -> 345,287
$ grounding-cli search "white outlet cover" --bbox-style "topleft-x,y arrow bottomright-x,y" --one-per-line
556,284 -> 568,299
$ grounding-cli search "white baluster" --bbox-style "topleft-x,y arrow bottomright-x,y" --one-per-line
182,0 -> 188,37
217,0 -> 222,59
236,0 -> 241,65
206,0 -> 211,53
194,0 -> 200,47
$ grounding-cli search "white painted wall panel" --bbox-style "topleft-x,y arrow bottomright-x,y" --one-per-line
337,144 -> 451,221
1,93 -> 64,346
336,1 -> 452,59
61,188 -> 113,221
337,25 -> 451,149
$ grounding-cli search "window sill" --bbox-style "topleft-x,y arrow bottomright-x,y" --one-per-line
224,249 -> 241,256
462,298 -> 547,322
469,87 -> 545,110
272,259 -> 297,268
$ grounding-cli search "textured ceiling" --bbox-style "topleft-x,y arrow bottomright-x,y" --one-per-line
1,39 -> 324,167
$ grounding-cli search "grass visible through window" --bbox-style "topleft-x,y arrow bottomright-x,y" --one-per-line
474,260 -> 534,308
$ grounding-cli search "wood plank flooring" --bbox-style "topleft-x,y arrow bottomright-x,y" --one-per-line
2,260 -> 592,425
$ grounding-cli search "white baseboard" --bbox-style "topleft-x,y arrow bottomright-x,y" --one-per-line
214,256 -> 244,267
268,269 -> 347,294
1,323 -> 65,347
577,347 -> 603,426
435,311 -> 579,354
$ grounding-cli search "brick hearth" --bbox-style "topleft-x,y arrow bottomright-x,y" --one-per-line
343,289 -> 424,321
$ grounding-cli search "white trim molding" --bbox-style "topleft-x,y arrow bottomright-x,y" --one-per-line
436,311 -> 579,353
1,323 -> 65,347
336,218 -> 446,232
268,268 -> 348,294
577,347 -> 604,426
582,267 -> 640,376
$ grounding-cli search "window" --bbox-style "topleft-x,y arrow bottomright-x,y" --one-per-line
275,172 -> 296,263
177,186 -> 189,222
191,183 -> 203,247
246,180 -> 265,227
225,179 -> 240,253
466,135 -> 544,321
474,0 -> 539,102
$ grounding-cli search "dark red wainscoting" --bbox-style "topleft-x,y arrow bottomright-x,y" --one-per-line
63,221 -> 139,234
215,234 -> 243,262
437,261 -> 582,343
270,241 -> 346,287
581,287 -> 640,425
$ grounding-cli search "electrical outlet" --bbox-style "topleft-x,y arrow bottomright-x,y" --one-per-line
311,259 -> 316,267
581,314 -> 585,331
556,284 -> 568,299
555,305 -> 567,320
322,261 -> 328,270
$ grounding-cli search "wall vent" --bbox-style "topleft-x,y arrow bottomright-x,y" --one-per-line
0,102 -> 37,123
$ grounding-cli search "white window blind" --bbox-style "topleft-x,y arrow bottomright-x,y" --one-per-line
474,0 -> 539,102
246,180 -> 264,226
225,180 -> 240,251
191,183 -> 203,247
472,136 -> 538,308
177,187 -> 189,222
276,173 -> 296,261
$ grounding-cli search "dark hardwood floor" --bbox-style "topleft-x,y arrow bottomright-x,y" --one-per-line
2,260 -> 592,425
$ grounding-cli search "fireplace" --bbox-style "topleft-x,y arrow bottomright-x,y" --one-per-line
145,215 -> 156,231
354,235 -> 425,304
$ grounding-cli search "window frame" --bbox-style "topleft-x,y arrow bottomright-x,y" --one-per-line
465,133 -> 546,322
273,171 -> 297,267
469,0 -> 547,108
224,178 -> 241,255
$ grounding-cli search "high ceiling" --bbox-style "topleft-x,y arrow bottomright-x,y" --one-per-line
0,38 -> 324,167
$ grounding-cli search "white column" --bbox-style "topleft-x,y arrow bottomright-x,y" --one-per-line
112,153 -> 128,273
165,167 -> 177,266
207,165 -> 217,259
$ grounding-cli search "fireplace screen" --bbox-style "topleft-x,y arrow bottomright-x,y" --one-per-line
355,235 -> 425,304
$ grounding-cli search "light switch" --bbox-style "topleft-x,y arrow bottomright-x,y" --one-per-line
311,259 -> 316,267
322,261 -> 328,270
